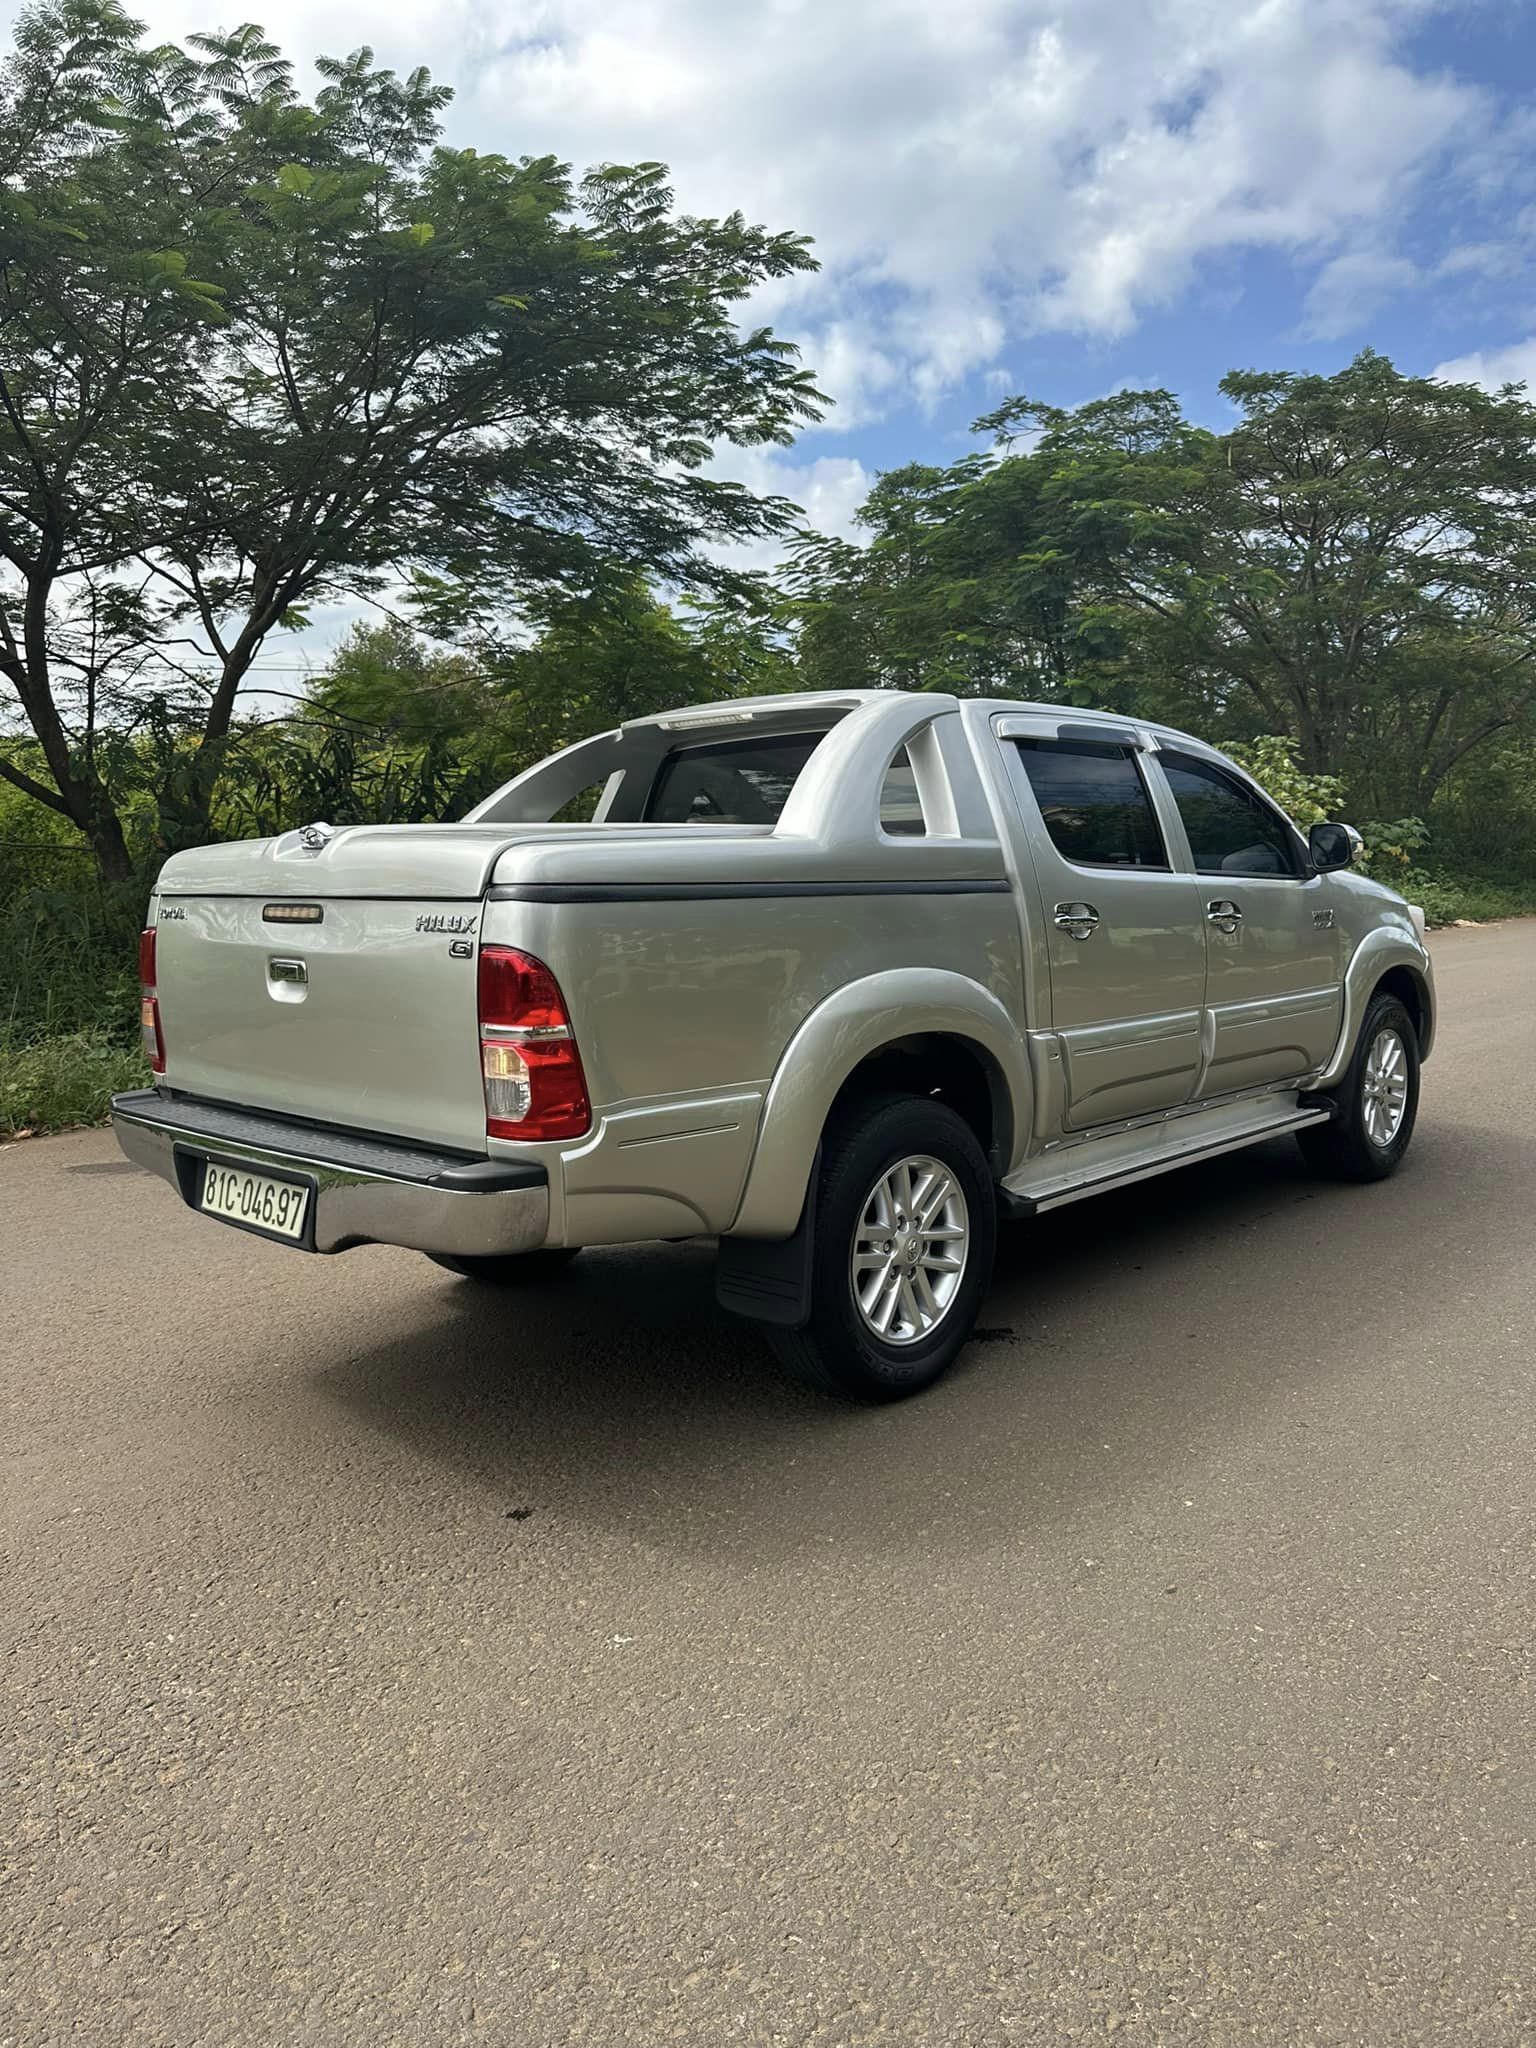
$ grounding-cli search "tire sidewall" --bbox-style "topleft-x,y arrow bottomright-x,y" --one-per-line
807,1096 -> 997,1398
1342,993 -> 1420,1175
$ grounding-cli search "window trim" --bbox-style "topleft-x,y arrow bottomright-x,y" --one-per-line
1156,747 -> 1309,882
1010,736 -> 1173,874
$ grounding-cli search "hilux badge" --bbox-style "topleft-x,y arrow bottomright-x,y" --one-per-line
415,912 -> 477,936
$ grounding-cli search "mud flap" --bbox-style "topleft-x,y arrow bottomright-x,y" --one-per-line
714,1150 -> 819,1329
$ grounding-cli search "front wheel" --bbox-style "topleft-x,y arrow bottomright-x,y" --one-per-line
427,1247 -> 581,1284
1297,992 -> 1420,1183
766,1094 -> 997,1402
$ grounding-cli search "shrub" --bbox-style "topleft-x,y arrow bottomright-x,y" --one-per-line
0,1029 -> 148,1138
1223,736 -> 1344,828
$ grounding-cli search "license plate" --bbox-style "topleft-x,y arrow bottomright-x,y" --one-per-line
199,1160 -> 311,1242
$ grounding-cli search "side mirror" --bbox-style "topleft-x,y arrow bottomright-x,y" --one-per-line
1309,821 -> 1361,872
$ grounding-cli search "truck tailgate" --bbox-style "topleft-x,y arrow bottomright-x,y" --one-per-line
155,895 -> 486,1150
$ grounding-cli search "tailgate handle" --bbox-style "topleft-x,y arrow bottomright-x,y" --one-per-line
268,957 -> 308,987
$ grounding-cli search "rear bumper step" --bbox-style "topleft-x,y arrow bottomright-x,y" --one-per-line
111,1091 -> 549,1257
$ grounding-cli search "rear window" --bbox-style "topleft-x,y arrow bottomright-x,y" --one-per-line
644,732 -> 823,824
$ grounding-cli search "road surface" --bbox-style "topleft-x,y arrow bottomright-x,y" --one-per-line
4,923 -> 1534,2046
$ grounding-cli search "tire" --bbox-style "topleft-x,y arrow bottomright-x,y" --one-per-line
427,1247 -> 581,1283
767,1093 -> 997,1402
1296,991 -> 1420,1183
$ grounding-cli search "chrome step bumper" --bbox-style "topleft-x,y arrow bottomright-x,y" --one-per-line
110,1091 -> 550,1258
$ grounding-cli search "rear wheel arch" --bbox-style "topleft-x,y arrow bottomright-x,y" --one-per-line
825,1032 -> 1014,1179
729,972 -> 1031,1241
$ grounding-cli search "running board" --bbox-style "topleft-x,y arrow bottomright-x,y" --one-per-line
1001,1099 -> 1332,1217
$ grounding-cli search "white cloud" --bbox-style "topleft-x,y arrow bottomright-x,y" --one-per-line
1301,250 -> 1419,340
703,448 -> 873,569
98,0 -> 1487,424
1433,338 -> 1536,392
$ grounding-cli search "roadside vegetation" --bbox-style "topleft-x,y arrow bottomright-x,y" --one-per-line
4,4 -> 1536,1135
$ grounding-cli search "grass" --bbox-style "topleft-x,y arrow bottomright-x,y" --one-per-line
0,1028 -> 148,1139
1403,868 -> 1536,927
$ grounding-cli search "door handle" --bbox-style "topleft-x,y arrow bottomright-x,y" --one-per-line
1054,901 -> 1100,941
1206,899 -> 1243,934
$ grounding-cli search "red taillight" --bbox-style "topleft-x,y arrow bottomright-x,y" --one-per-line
138,925 -> 165,1074
477,946 -> 590,1141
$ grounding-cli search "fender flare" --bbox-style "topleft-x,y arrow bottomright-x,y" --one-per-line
1313,924 -> 1436,1088
727,969 -> 1032,1240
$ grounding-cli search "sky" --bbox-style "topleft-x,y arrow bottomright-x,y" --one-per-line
9,0 -> 1536,657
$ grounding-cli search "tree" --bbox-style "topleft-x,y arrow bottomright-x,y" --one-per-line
0,1 -> 822,877
789,392 -> 1208,706
1168,352 -> 1536,810
302,581 -> 794,811
790,356 -> 1536,817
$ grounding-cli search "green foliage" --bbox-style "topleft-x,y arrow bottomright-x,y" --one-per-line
790,355 -> 1536,824
1,0 -> 822,873
0,1027 -> 147,1137
1355,816 -> 1430,885
0,865 -> 142,1042
1221,737 -> 1342,828
1391,869 -> 1536,928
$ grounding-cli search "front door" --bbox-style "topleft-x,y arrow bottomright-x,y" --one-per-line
1153,748 -> 1343,1096
999,723 -> 1208,1131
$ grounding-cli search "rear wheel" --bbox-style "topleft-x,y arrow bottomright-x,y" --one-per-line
1297,991 -> 1420,1183
767,1094 -> 996,1402
427,1247 -> 581,1283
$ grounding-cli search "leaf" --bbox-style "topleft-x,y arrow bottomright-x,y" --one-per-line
276,162 -> 314,196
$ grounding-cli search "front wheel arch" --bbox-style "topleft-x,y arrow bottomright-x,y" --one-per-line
1372,964 -> 1432,1060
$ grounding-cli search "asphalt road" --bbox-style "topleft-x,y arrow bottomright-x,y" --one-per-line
4,923 -> 1534,2047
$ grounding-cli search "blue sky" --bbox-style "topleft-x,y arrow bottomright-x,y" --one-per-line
10,0 -> 1536,625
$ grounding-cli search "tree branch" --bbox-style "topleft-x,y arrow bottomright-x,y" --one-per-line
0,749 -> 71,816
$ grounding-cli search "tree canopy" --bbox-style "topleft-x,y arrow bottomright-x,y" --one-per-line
0,0 -> 822,873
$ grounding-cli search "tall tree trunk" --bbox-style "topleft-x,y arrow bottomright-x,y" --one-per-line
84,795 -> 135,886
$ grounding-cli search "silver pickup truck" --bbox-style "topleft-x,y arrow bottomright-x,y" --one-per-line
113,690 -> 1434,1399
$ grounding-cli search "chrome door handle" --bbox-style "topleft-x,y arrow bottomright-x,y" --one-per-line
1206,899 -> 1243,934
1054,901 -> 1100,941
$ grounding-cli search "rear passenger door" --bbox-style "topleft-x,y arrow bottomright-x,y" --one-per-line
999,721 -> 1208,1131
1153,748 -> 1343,1096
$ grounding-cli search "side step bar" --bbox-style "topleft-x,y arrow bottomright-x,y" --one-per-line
1001,1101 -> 1332,1218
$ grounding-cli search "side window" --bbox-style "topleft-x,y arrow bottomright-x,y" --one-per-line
879,747 -> 925,836
1160,752 -> 1302,878
1014,739 -> 1169,869
550,780 -> 610,823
